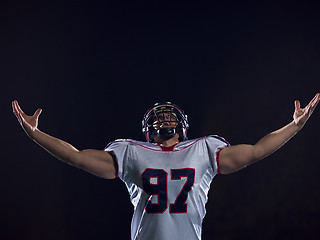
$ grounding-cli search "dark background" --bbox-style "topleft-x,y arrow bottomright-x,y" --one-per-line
2,1 -> 320,239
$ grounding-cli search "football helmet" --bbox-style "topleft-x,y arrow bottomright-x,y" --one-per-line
142,102 -> 189,142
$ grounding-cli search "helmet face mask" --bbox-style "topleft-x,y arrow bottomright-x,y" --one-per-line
142,102 -> 189,142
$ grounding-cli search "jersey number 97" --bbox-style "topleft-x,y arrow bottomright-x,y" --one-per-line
142,168 -> 195,214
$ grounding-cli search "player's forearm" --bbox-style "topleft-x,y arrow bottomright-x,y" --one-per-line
253,120 -> 301,160
220,121 -> 301,174
28,129 -> 116,179
30,128 -> 81,166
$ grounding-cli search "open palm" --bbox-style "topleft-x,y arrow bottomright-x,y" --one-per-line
12,100 -> 42,136
293,93 -> 320,128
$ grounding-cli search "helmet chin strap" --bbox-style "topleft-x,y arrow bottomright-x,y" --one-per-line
155,128 -> 176,140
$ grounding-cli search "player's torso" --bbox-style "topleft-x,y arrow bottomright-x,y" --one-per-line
106,137 -> 225,240
122,139 -> 216,236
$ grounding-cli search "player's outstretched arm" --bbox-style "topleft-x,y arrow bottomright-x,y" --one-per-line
12,100 -> 116,179
219,93 -> 320,174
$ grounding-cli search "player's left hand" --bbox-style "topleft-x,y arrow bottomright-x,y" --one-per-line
293,93 -> 320,129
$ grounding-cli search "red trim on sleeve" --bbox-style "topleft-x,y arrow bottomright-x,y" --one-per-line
216,149 -> 223,174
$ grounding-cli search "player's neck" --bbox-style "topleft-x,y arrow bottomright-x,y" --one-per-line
154,134 -> 180,147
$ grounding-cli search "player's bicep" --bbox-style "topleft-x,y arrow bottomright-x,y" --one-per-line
219,144 -> 256,174
74,149 -> 117,179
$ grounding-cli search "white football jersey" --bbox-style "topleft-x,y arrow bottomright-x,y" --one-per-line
104,135 -> 230,240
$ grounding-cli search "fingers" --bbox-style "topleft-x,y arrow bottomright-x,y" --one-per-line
12,100 -> 24,125
12,100 -> 19,119
308,93 -> 320,114
306,93 -> 319,108
311,93 -> 320,106
294,100 -> 300,110
300,93 -> 320,119
295,93 -> 320,111
304,105 -> 311,118
12,100 -> 17,115
12,100 -> 42,117
12,100 -> 20,117
12,100 -> 24,116
34,108 -> 42,118
16,100 -> 25,115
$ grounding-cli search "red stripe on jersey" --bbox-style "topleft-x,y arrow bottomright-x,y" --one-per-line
125,137 -> 206,152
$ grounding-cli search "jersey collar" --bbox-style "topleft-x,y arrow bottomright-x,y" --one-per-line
157,143 -> 179,151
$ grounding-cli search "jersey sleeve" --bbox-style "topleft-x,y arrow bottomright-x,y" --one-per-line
204,135 -> 230,174
104,139 -> 130,180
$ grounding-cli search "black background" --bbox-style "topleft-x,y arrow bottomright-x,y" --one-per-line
2,1 -> 320,239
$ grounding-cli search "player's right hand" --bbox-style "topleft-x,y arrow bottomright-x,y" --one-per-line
12,100 -> 42,138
